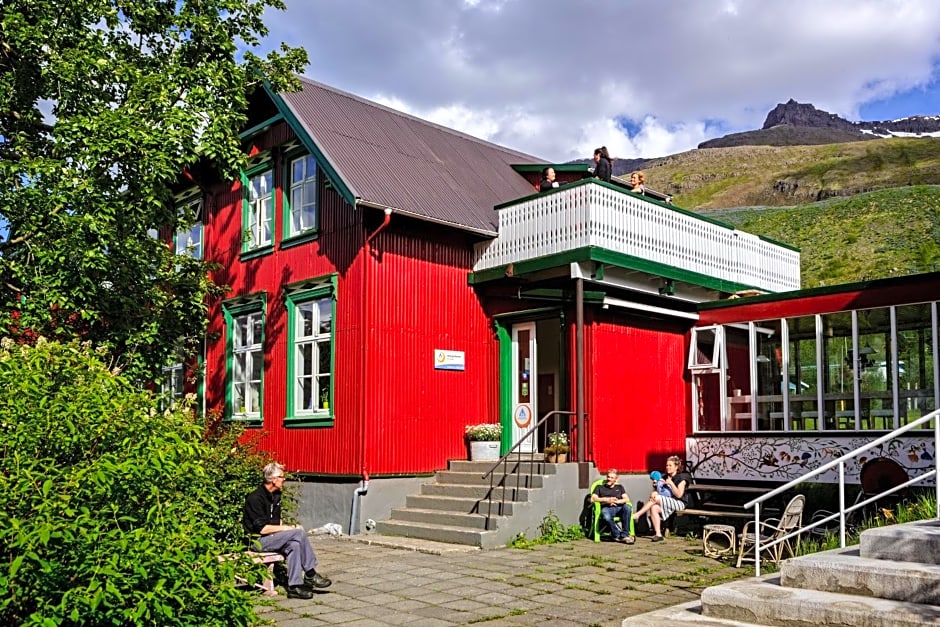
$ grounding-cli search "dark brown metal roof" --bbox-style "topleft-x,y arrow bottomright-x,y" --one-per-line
280,77 -> 544,234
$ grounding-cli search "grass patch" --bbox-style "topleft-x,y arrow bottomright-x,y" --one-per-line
508,511 -> 585,548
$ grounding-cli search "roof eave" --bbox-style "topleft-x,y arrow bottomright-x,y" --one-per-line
261,82 -> 358,207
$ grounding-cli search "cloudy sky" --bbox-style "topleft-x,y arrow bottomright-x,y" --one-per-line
260,0 -> 940,162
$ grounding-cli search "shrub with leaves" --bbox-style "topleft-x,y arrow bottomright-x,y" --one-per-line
0,339 -> 272,625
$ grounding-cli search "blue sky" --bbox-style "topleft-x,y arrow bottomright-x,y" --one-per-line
257,0 -> 940,161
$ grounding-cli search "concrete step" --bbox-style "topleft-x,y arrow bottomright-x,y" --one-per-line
781,546 -> 940,604
419,482 -> 533,501
701,575 -> 940,626
860,519 -> 940,565
628,600 -> 773,626
448,459 -> 557,475
374,519 -> 498,548
434,470 -> 544,488
388,507 -> 495,530
405,494 -> 517,516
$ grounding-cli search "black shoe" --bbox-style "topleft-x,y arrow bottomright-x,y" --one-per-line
651,535 -> 665,542
304,571 -> 332,589
286,585 -> 313,599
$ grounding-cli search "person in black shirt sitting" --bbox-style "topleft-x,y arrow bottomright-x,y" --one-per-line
242,462 -> 332,599
591,468 -> 635,544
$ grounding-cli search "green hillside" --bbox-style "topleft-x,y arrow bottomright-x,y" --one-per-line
646,137 -> 940,209
707,186 -> 940,288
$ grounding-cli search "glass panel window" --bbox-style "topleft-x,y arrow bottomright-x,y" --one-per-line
689,326 -> 722,369
897,303 -> 936,426
822,311 -> 854,430
288,155 -> 318,237
857,308 -> 892,429
245,170 -> 273,249
788,315 -> 819,430
175,197 -> 203,259
160,363 -> 184,410
755,320 -> 784,431
286,281 -> 335,423
224,300 -> 265,421
293,298 -> 332,413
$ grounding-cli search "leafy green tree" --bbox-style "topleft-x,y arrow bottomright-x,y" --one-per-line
0,339 -> 277,625
0,0 -> 307,381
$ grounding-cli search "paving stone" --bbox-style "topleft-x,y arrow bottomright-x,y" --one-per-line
257,534 -> 748,625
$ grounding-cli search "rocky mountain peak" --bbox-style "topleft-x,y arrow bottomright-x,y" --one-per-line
762,99 -> 856,131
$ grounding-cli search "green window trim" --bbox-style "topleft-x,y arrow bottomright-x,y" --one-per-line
284,275 -> 337,427
222,293 -> 268,427
281,150 -> 320,241
241,161 -> 275,255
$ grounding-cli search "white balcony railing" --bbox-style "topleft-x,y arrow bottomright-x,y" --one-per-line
473,182 -> 800,293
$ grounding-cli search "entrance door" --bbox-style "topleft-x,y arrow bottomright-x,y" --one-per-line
511,322 -> 538,452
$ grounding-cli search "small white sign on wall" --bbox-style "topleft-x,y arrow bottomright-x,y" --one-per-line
434,349 -> 465,371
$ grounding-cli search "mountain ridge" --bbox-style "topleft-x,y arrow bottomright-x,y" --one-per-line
699,99 -> 940,149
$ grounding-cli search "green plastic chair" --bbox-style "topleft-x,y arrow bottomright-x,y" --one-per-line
589,478 -> 635,542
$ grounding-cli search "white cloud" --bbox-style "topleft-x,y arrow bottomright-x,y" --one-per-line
263,0 -> 940,160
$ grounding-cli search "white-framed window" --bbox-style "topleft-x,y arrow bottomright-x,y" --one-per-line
244,170 -> 273,250
287,154 -> 318,237
223,296 -> 266,422
175,197 -> 203,259
160,362 -> 185,410
689,325 -> 723,370
285,280 -> 335,424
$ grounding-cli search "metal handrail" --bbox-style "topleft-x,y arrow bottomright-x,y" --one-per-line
479,410 -> 578,530
743,407 -> 940,576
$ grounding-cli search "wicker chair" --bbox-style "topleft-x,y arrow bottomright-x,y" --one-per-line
736,494 -> 805,568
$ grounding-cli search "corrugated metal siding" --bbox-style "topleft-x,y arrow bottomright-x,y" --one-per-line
361,221 -> 499,474
585,310 -> 691,473
204,156 -> 369,476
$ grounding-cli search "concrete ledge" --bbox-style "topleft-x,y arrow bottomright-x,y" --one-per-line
860,519 -> 940,564
782,546 -> 940,604
701,576 -> 940,626
332,533 -> 481,555
626,600 -> 771,626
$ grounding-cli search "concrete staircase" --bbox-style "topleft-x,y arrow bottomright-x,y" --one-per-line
630,519 -> 940,626
374,457 -> 583,549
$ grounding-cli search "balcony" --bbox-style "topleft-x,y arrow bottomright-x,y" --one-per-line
472,180 -> 800,294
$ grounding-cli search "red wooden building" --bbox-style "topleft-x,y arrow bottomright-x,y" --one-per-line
176,77 -> 936,528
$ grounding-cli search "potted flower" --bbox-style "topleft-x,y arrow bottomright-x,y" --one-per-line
465,423 -> 502,461
544,431 -> 569,463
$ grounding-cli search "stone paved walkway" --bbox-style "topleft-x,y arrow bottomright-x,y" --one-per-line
254,533 -> 752,626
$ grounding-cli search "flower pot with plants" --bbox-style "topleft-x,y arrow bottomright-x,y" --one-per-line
465,423 -> 502,461
544,431 -> 569,463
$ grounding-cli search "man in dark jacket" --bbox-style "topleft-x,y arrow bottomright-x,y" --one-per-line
243,462 -> 332,598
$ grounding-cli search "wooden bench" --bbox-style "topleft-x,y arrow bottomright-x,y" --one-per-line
219,551 -> 285,596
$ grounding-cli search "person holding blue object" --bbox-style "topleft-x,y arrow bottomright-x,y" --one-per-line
633,456 -> 692,542
590,468 -> 635,544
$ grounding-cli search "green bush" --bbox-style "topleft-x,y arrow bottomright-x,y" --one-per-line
0,339 -> 271,625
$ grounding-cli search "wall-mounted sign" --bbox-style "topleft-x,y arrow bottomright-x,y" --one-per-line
434,349 -> 465,371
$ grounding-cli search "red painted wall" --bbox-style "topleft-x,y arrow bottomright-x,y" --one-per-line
585,309 -> 691,473
360,220 -> 499,475
202,122 -> 498,476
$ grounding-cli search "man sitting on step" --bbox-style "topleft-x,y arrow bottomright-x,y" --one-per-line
591,468 -> 635,544
242,462 -> 333,599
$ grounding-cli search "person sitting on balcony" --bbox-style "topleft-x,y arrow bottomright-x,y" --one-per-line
539,166 -> 559,192
590,468 -> 635,544
593,146 -> 612,182
632,455 -> 692,542
629,170 -> 646,194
